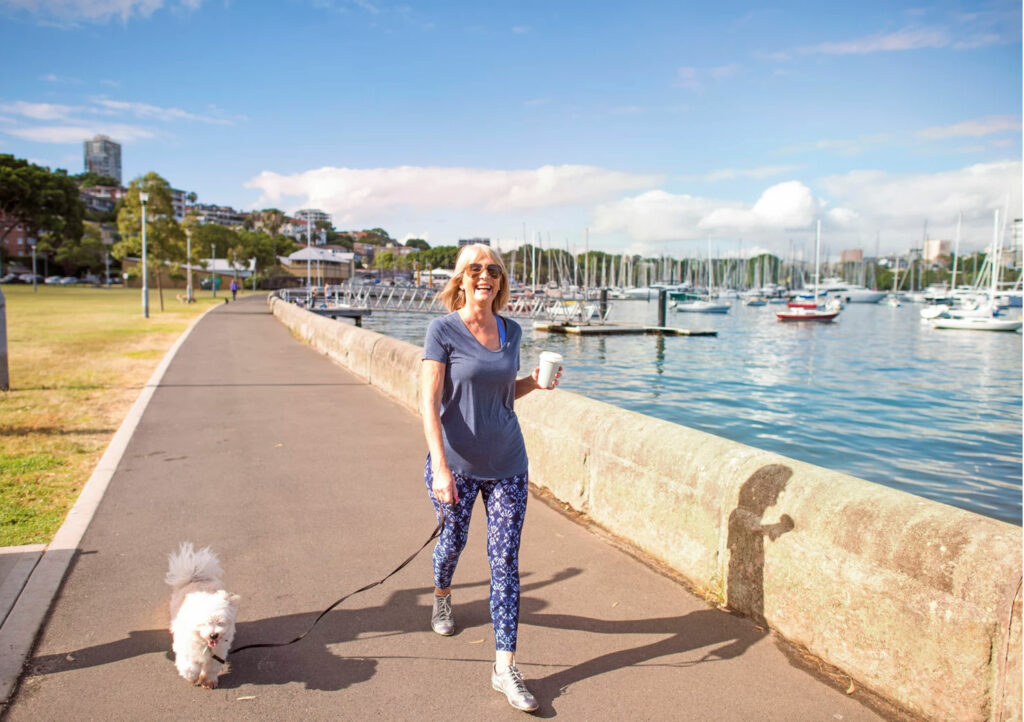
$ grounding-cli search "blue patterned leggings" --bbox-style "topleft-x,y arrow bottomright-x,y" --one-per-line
425,455 -> 528,652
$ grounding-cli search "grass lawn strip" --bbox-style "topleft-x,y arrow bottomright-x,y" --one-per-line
1,285 -> 228,546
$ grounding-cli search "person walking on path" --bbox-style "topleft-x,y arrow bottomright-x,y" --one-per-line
420,243 -> 561,712
229,278 -> 238,301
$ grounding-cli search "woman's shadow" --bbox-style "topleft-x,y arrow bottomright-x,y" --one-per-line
525,463 -> 796,716
726,463 -> 795,624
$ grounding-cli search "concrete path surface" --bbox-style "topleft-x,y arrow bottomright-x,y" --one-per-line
1,296 -> 896,720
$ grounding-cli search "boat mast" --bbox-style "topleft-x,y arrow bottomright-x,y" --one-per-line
951,212 -> 961,292
814,219 -> 821,303
990,209 -> 1000,301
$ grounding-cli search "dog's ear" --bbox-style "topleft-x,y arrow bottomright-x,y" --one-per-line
227,593 -> 241,608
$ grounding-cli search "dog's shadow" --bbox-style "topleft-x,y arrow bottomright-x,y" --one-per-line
28,568 -> 582,692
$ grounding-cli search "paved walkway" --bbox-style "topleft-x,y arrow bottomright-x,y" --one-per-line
1,296 -> 893,720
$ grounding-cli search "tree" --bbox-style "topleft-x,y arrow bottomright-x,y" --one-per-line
115,172 -> 185,312
360,227 -> 392,245
55,221 -> 107,273
74,171 -> 121,188
405,238 -> 430,251
0,155 -> 85,252
259,209 -> 285,236
332,232 -> 355,250
237,229 -> 297,272
412,245 -> 459,270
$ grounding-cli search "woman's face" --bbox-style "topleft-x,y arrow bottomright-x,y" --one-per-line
459,249 -> 503,308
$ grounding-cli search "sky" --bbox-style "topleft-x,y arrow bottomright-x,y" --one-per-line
0,0 -> 1021,259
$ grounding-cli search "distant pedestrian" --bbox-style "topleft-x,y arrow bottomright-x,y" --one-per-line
420,243 -> 561,713
229,279 -> 238,301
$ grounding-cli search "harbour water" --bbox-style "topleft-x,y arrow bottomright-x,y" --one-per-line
359,299 -> 1023,526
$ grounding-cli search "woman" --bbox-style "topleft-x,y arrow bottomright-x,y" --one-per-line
420,243 -> 560,712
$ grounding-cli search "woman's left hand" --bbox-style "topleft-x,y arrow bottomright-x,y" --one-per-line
531,365 -> 562,390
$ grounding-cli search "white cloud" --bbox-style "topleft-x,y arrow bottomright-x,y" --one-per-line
92,98 -> 236,125
953,33 -> 1002,49
918,115 -> 1021,139
591,190 -> 721,243
0,95 -> 239,146
779,134 -> 889,157
819,161 -> 1021,227
245,165 -> 663,223
800,26 -> 949,55
675,64 -> 741,91
0,101 -> 82,121
683,165 -> 801,183
0,0 -> 162,23
5,123 -> 155,143
589,161 -> 1020,253
0,0 -> 205,23
593,181 -> 822,244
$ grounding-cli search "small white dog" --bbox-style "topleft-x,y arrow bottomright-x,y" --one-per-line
166,543 -> 240,689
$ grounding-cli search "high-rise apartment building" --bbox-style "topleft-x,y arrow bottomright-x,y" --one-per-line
83,135 -> 122,183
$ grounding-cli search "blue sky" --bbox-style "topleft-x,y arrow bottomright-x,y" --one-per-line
0,0 -> 1020,258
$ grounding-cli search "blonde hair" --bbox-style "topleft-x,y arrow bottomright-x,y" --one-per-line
437,244 -> 510,314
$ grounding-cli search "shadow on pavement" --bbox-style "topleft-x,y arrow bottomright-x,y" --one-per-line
525,606 -> 765,717
25,568 -> 588,694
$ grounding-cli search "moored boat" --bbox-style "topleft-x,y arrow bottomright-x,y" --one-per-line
777,221 -> 841,323
931,316 -> 1022,332
776,305 -> 840,322
674,299 -> 730,314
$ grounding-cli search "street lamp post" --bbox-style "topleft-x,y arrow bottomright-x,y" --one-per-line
29,239 -> 37,292
140,191 -> 149,318
211,243 -> 217,297
102,227 -> 112,288
185,226 -> 194,302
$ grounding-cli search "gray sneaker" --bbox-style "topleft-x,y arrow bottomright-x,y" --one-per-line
431,593 -> 454,636
491,663 -> 539,712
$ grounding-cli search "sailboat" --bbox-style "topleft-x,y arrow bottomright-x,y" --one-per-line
883,255 -> 901,307
777,221 -> 841,322
674,240 -> 730,313
932,210 -> 1022,332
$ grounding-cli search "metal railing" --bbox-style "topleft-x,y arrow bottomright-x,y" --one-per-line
278,284 -> 610,323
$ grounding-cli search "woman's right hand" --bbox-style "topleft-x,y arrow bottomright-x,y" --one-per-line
432,462 -> 459,506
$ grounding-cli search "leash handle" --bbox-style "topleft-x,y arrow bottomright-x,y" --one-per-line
230,510 -> 445,658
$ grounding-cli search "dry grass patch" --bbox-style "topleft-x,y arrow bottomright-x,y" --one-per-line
1,284 -> 224,545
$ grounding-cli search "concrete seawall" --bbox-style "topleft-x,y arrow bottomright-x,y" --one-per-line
270,296 -> 1022,722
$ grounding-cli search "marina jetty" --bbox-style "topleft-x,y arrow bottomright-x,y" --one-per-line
271,294 -> 1022,722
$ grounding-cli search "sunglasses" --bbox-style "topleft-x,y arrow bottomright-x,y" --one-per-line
466,263 -> 503,279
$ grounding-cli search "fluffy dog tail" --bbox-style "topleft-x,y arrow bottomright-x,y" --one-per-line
166,542 -> 224,590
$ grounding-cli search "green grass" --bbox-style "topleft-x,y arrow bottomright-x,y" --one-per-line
0,284 -> 230,545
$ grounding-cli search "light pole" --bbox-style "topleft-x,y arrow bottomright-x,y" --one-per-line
29,238 -> 37,292
102,228 -> 112,288
0,285 -> 8,390
140,191 -> 149,318
211,243 -> 217,297
185,225 -> 194,302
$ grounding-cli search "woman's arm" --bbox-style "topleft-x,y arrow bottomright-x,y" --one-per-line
421,359 -> 458,505
515,365 -> 560,399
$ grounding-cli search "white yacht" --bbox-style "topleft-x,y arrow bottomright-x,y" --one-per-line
817,277 -> 885,303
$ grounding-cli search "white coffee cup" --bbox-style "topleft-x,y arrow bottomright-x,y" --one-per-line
537,351 -> 563,389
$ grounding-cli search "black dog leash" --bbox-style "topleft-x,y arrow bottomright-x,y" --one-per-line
223,510 -> 446,663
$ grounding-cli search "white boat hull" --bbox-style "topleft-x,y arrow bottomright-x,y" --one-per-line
931,316 -> 1022,332
674,300 -> 730,314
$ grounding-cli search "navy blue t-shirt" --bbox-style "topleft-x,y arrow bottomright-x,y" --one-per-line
422,312 -> 528,480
